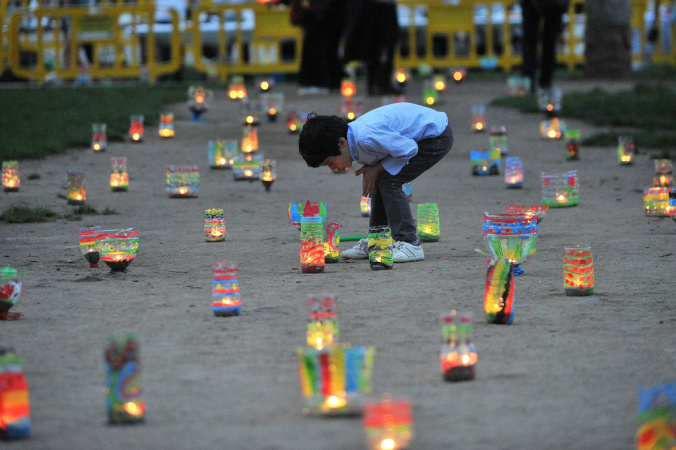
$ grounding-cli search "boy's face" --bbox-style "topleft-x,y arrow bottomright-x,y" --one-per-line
320,138 -> 352,171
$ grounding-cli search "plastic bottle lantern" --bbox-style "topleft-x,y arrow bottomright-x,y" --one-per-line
188,86 -> 212,120
451,68 -> 466,83
484,258 -> 515,324
423,80 -> 438,106
99,229 -> 139,272
541,170 -> 578,207
325,222 -> 340,263
260,159 -> 277,192
360,196 -> 371,217
0,267 -> 24,320
440,311 -> 477,381
341,78 -> 356,98
306,293 -> 339,350
471,105 -> 486,132
481,213 -> 537,276
208,140 -> 238,169
433,74 -> 447,92
105,335 -> 144,424
0,347 -> 31,439
128,115 -> 144,142
262,92 -> 284,122
204,209 -> 225,242
637,383 -> 676,450
368,225 -> 393,270
289,201 -> 326,229
158,112 -> 175,138
670,190 -> 676,222
166,165 -> 200,198
91,123 -> 107,152
227,76 -> 247,100
79,226 -> 102,268
297,344 -> 375,416
300,202 -> 325,274
363,397 -> 413,450
505,204 -> 549,224
565,129 -> 581,160
540,118 -> 565,139
241,125 -> 259,155
507,76 -> 531,96
394,68 -> 409,90
110,157 -> 129,192
471,150 -> 499,175
403,182 -> 413,201
211,261 -> 241,316
563,246 -> 594,296
643,187 -> 671,216
538,88 -> 562,117
2,161 -> 19,192
417,203 -> 440,242
653,159 -> 674,188
504,157 -> 523,188
618,136 -> 635,165
339,97 -> 363,122
287,111 -> 305,134
66,170 -> 86,205
490,126 -> 508,156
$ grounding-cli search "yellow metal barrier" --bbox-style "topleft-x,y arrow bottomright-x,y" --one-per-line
190,3 -> 301,81
6,4 -> 181,82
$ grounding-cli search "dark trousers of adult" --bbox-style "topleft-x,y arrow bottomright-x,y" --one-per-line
521,1 -> 566,90
369,126 -> 454,243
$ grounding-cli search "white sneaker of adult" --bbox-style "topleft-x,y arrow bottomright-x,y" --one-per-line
341,238 -> 369,259
393,241 -> 424,263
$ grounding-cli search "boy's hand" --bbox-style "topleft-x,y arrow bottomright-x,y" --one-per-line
355,163 -> 385,197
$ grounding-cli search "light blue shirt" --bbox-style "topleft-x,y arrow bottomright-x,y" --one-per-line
347,103 -> 449,175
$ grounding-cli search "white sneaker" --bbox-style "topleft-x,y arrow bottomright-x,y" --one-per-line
393,241 -> 424,263
342,238 -> 369,259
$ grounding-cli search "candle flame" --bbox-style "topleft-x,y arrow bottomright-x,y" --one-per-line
462,354 -> 470,365
290,124 -> 297,131
547,104 -> 553,112
260,80 -> 269,91
381,438 -> 396,450
179,187 -> 187,195
244,169 -> 253,177
93,143 -> 100,151
219,158 -> 226,165
315,337 -> 323,350
132,133 -> 140,141
246,115 -> 254,124
453,70 -> 464,81
426,96 -> 435,105
229,90 -> 238,99
548,130 -> 557,139
124,402 -> 142,416
347,112 -> 355,120
434,80 -> 446,91
475,122 -> 483,131
237,90 -> 246,99
395,71 -> 406,83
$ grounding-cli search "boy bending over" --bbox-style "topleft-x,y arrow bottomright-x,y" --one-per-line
299,102 -> 453,262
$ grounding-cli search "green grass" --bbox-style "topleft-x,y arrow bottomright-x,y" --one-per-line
0,205 -> 61,223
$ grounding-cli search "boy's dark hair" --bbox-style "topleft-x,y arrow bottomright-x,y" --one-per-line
298,113 -> 348,167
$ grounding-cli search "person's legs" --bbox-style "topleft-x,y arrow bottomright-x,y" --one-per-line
539,10 -> 565,89
520,1 -> 540,92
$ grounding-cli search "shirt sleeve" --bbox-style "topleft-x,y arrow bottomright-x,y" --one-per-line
363,125 -> 419,175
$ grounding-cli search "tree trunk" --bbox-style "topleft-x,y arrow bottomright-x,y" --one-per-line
584,0 -> 633,78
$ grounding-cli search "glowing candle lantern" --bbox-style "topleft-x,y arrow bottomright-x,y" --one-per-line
2,161 -> 19,192
258,77 -> 273,92
297,344 -> 375,416
0,267 -> 24,321
0,347 -> 31,439
643,187 -> 671,216
440,311 -> 477,381
484,258 -> 515,324
211,261 -> 241,316
504,157 -> 523,188
363,397 -> 413,450
307,293 -> 339,350
618,136 -> 635,165
537,88 -> 561,116
368,225 -> 393,270
422,81 -> 438,106
188,86 -> 213,120
481,213 -> 537,276
109,157 -> 129,192
471,105 -> 486,132
653,159 -> 673,188
393,68 -> 409,90
105,335 -> 144,424
505,204 -> 549,224
360,196 -> 371,217
261,92 -> 284,123
99,229 -> 139,273
227,75 -> 247,100
565,129 -> 581,161
341,78 -> 356,98
451,68 -> 466,83
300,202 -> 325,274
541,170 -> 578,207
204,209 -> 225,242
433,74 -> 447,93
241,126 -> 259,154
232,158 -> 260,181
636,383 -> 676,450
91,123 -> 107,152
66,170 -> 86,205
260,159 -> 277,192
78,226 -> 102,268
563,246 -> 594,296
403,182 -> 413,201
470,150 -> 499,175
507,76 -> 530,96
287,111 -> 306,134
489,126 -> 508,156
540,118 -> 565,139
324,222 -> 340,263
208,140 -> 238,169
339,97 -> 363,122
417,203 -> 440,242
669,190 -> 676,221
167,165 -> 200,198
128,115 -> 144,142
158,112 -> 175,138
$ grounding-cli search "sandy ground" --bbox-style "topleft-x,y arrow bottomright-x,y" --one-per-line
1,77 -> 675,450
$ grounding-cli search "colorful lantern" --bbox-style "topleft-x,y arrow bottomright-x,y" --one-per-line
289,201 -> 326,229
91,123 -> 107,152
484,258 -> 515,324
66,170 -> 86,205
261,92 -> 284,122
258,77 -> 273,92
481,213 -> 537,276
325,222 -> 340,263
0,347 -> 31,439
204,209 -> 225,242
208,140 -> 238,169
287,111 -> 306,134
417,203 -> 440,242
489,126 -> 508,156
440,311 -> 477,381
307,293 -> 339,350
339,97 -> 363,122
394,68 -> 409,88
297,344 -> 375,416
0,267 -> 24,321
363,397 -> 413,450
505,204 -> 549,224
2,161 -> 19,192
300,202 -> 325,274
451,68 -> 466,83
471,105 -> 486,132
504,156 -> 523,188
433,74 -> 447,92
360,196 -> 371,217
368,225 -> 393,270
110,157 -> 129,192
341,78 -> 356,98
232,158 -> 260,181
618,136 -> 635,165
211,261 -> 241,316
563,246 -> 594,296
158,112 -> 175,137
540,118 -> 565,139
644,187 -> 671,216
507,76 -> 530,96
167,165 -> 200,197
471,150 -> 500,175
541,170 -> 578,207
128,115 -> 144,142
565,130 -> 581,161
78,226 -> 101,268
636,383 -> 676,450
537,88 -> 561,116
423,81 -> 438,106
105,335 -> 144,424
260,159 -> 277,192
669,190 -> 676,221
241,125 -> 259,154
403,182 -> 413,201
188,86 -> 212,120
99,229 -> 139,273
653,159 -> 673,188
227,76 -> 247,100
